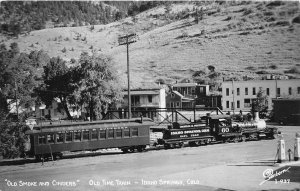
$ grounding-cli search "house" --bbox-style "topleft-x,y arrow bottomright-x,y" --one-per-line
121,88 -> 166,121
222,79 -> 300,112
166,91 -> 195,108
168,83 -> 210,108
34,99 -> 80,120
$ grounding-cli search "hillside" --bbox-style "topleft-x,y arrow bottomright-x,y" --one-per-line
2,1 -> 300,89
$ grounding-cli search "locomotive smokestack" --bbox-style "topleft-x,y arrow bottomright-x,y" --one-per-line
254,111 -> 259,121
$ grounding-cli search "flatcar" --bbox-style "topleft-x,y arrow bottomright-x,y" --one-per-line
24,118 -> 155,161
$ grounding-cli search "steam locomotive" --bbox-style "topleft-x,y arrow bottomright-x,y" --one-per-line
156,113 -> 278,149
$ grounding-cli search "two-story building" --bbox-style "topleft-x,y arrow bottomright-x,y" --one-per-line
167,82 -> 211,108
121,88 -> 166,121
222,79 -> 300,112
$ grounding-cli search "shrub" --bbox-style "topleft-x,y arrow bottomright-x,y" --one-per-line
284,66 -> 300,74
292,15 -> 300,24
269,64 -> 277,69
62,47 -> 67,53
0,121 -> 30,159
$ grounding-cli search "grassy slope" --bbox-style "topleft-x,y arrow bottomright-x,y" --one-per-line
3,1 -> 300,88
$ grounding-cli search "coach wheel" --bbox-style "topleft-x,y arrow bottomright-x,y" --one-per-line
233,137 -> 239,143
137,146 -> 145,152
179,142 -> 184,148
129,148 -> 135,153
164,144 -> 170,149
188,142 -> 196,147
121,148 -> 129,153
35,155 -> 42,162
241,136 -> 246,142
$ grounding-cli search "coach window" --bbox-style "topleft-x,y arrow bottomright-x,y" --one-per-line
124,128 -> 130,138
108,129 -> 114,139
56,132 -> 64,143
83,130 -> 89,141
116,129 -> 122,138
132,128 -> 138,137
38,135 -> 46,145
74,131 -> 81,142
100,129 -> 106,139
47,134 -> 55,144
91,129 -> 98,140
66,131 -> 72,142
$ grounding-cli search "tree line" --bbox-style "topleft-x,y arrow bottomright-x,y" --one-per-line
0,43 -> 123,158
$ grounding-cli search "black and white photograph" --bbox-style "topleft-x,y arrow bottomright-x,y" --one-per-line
0,0 -> 300,190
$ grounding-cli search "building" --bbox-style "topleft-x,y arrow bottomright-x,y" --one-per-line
168,83 -> 210,108
34,99 -> 79,120
222,79 -> 300,112
121,88 -> 166,121
166,91 -> 195,108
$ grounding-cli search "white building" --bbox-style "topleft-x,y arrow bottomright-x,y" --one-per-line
222,79 -> 300,112
122,88 -> 166,121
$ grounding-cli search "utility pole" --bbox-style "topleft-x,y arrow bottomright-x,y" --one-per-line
118,33 -> 137,119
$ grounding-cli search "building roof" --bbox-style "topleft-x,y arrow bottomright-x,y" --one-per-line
173,83 -> 197,87
171,91 -> 184,98
123,90 -> 161,95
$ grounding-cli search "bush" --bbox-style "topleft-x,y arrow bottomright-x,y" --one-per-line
269,64 -> 277,69
284,66 -> 300,74
0,121 -> 30,159
62,47 -> 67,53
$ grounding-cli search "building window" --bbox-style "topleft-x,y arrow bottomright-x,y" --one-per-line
298,87 -> 300,94
176,102 -> 180,107
252,87 -> 256,95
192,88 -> 195,94
231,102 -> 234,110
244,99 -> 251,108
226,88 -> 229,96
245,88 -> 248,95
170,102 -> 173,108
171,93 -> 175,98
226,101 -> 229,108
266,88 -> 270,96
277,88 -> 280,97
237,88 -> 240,96
237,100 -> 240,108
148,95 -> 152,103
41,109 -> 45,116
289,87 -> 292,95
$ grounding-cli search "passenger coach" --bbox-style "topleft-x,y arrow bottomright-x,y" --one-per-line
24,118 -> 154,161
